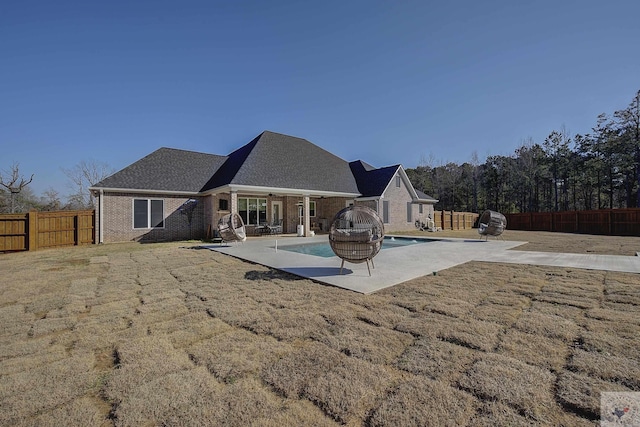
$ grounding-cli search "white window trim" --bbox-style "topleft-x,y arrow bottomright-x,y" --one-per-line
383,200 -> 390,224
238,197 -> 267,225
132,198 -> 165,229
298,200 -> 317,217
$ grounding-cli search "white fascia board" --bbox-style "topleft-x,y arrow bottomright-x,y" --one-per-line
398,166 -> 420,199
355,196 -> 380,202
379,165 -> 403,198
377,165 -> 429,202
203,184 -> 361,198
89,187 -> 201,196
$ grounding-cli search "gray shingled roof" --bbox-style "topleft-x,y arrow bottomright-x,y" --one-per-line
93,148 -> 228,192
350,161 -> 400,197
93,131 -> 433,201
415,189 -> 437,201
202,131 -> 359,194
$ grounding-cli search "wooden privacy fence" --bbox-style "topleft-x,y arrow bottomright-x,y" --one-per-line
505,208 -> 640,236
0,210 -> 95,252
433,210 -> 479,231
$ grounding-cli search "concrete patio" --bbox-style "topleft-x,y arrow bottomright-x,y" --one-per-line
203,234 -> 640,294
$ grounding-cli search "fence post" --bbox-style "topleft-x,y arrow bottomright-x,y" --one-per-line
28,210 -> 38,251
74,213 -> 79,246
608,210 -> 613,235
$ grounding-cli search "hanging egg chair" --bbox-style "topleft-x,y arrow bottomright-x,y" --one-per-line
329,205 -> 384,276
477,210 -> 506,240
217,213 -> 247,244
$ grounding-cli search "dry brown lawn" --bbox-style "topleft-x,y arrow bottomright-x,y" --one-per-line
1,230 -> 640,426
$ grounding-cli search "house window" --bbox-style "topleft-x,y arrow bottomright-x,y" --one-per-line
238,197 -> 267,225
407,202 -> 412,223
396,176 -> 401,187
383,201 -> 390,224
133,199 -> 164,229
298,200 -> 316,217
419,204 -> 423,214
219,199 -> 229,211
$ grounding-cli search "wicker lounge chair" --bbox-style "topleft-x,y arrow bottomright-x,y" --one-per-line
478,210 -> 506,240
329,205 -> 384,276
218,213 -> 247,244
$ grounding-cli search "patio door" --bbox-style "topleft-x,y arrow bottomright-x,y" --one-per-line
271,201 -> 282,224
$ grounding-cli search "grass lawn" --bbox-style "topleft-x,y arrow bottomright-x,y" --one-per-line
1,230 -> 639,426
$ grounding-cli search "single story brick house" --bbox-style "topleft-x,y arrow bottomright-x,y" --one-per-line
90,131 -> 437,243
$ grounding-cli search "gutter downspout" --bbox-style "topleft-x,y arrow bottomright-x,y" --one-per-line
98,189 -> 104,244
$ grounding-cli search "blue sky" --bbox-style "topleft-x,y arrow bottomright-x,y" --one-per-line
1,0 -> 639,198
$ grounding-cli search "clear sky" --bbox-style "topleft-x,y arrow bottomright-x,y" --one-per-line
1,0 -> 639,198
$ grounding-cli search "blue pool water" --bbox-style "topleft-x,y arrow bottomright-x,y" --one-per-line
279,236 -> 435,258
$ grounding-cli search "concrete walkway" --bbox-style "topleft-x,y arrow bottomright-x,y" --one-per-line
204,234 -> 640,294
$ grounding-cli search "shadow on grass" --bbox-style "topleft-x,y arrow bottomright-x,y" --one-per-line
244,267 -> 355,281
183,245 -> 214,250
282,267 -> 354,277
244,269 -> 305,281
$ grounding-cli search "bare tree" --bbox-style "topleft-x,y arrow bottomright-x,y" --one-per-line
0,162 -> 34,213
41,187 -> 62,211
62,160 -> 114,209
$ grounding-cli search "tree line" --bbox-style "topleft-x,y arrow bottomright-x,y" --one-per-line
406,89 -> 640,213
4,90 -> 639,215
0,160 -> 113,214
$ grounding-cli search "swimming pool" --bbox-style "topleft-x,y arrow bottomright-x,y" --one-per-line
279,236 -> 435,258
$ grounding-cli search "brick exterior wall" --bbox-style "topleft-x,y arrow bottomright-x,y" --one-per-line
380,173 -> 434,232
207,193 -> 232,239
99,185 -> 434,242
99,192 -> 206,243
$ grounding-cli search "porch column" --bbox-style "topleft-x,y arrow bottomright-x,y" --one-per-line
303,194 -> 310,237
205,194 -> 216,238
230,191 -> 238,215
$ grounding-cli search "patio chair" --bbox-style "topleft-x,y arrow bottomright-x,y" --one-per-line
269,219 -> 283,235
217,213 -> 247,244
329,205 -> 385,276
477,210 -> 506,240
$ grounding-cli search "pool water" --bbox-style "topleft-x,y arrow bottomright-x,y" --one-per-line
279,236 -> 435,258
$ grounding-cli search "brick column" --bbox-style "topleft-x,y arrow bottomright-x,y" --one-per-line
230,191 -> 238,215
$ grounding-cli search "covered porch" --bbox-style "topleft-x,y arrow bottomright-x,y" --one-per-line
206,185 -> 360,238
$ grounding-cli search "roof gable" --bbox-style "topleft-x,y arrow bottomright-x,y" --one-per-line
350,162 -> 400,197
351,161 -> 438,202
